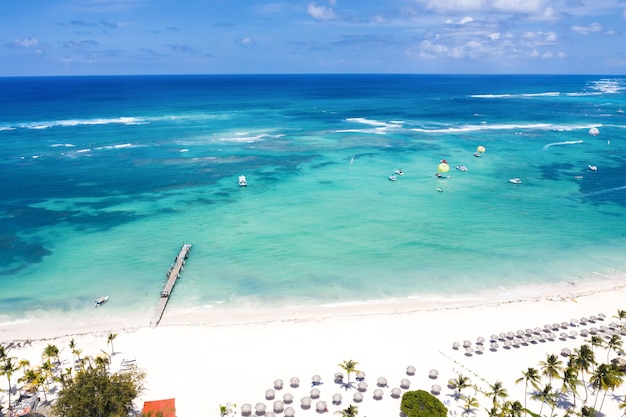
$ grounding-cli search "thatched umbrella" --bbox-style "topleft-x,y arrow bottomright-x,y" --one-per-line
273,400 -> 284,413
241,403 -> 252,416
431,385 -> 442,395
400,379 -> 410,389
274,379 -> 283,390
265,389 -> 275,400
334,372 -> 344,383
452,341 -> 460,350
283,393 -> 293,404
428,369 -> 438,379
284,407 -> 295,417
353,391 -> 364,402
406,366 -> 416,376
357,381 -> 368,392
356,371 -> 366,381
315,401 -> 327,413
332,393 -> 342,405
300,396 -> 312,409
290,377 -> 300,388
377,377 -> 387,387
312,374 -> 321,386
255,403 -> 266,416
310,388 -> 320,399
266,412 -> 276,417
391,387 -> 402,398
373,389 -> 384,400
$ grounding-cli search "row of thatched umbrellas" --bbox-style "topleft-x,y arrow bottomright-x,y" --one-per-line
240,366 -> 441,416
452,312 -> 625,356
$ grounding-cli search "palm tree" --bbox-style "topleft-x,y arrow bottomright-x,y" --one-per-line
589,363 -> 624,411
589,335 -> 604,370
450,374 -> 472,398
42,344 -> 60,364
606,334 -> 623,362
501,400 -> 524,417
69,338 -> 77,365
334,404 -> 358,417
532,383 -> 556,416
1,356 -> 19,411
17,359 -> 30,373
487,380 -> 508,409
561,365 -> 580,408
515,367 -> 540,410
572,344 -> 595,402
461,395 -> 479,416
107,333 -> 118,355
337,360 -> 359,386
614,309 -> 626,328
539,353 -> 563,385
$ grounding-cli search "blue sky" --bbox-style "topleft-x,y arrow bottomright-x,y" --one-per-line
2,0 -> 625,76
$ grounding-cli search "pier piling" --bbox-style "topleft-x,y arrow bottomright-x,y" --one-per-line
149,243 -> 192,327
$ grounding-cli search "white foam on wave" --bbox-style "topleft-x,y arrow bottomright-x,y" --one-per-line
587,78 -> 626,94
218,132 -> 283,143
51,143 -> 76,148
412,122 -> 552,133
17,116 -> 147,130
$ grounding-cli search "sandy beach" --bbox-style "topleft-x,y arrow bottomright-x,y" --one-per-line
2,276 -> 626,417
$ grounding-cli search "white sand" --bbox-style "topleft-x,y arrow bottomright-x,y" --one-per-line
1,276 -> 625,417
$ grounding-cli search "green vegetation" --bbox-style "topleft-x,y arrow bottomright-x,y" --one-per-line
400,390 -> 447,417
53,364 -> 145,417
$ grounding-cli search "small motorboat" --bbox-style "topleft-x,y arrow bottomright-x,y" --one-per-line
456,165 -> 468,171
436,187 -> 443,192
238,175 -> 248,186
394,169 -> 404,175
508,178 -> 522,184
388,175 -> 398,182
94,296 -> 109,307
588,165 -> 597,171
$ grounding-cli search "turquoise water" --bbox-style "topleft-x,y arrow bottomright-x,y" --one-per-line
1,74 -> 625,324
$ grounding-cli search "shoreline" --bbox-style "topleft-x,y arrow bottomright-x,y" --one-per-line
1,276 -> 625,416
2,271 -> 625,343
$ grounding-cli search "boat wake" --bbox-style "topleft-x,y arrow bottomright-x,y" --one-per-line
543,140 -> 583,150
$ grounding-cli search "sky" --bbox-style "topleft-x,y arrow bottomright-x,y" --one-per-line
1,0 -> 626,76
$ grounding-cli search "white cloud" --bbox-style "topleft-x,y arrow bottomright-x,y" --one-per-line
459,16 -> 474,24
237,37 -> 256,47
307,2 -> 337,20
7,37 -> 39,48
571,23 -> 602,35
415,0 -> 548,13
488,32 -> 500,40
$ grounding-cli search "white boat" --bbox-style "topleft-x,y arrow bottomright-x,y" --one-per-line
588,165 -> 597,171
388,175 -> 398,182
436,187 -> 443,192
94,296 -> 109,307
238,175 -> 247,186
394,169 -> 404,175
456,165 -> 468,171
508,178 -> 522,184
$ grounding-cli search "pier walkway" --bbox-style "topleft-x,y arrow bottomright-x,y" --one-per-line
149,243 -> 192,328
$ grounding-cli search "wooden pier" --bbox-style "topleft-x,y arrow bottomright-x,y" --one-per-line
149,243 -> 192,328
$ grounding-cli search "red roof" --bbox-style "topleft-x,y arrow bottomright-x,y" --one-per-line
143,398 -> 176,417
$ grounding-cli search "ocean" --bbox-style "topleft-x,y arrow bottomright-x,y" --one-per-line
1,74 -> 625,326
